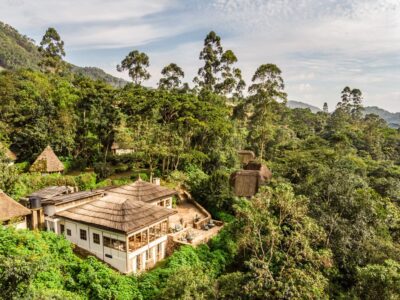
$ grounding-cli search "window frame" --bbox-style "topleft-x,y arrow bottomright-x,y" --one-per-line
80,229 -> 87,241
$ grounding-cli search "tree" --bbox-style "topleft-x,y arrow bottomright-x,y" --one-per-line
194,31 -> 245,96
38,27 -> 65,73
117,50 -> 150,85
336,86 -> 363,120
246,64 -> 287,159
158,63 -> 185,90
355,259 -> 400,300
235,184 -> 331,299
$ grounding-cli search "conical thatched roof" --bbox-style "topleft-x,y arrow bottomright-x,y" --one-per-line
0,144 -> 17,161
56,194 -> 177,234
0,190 -> 31,221
106,179 -> 177,203
30,146 -> 64,173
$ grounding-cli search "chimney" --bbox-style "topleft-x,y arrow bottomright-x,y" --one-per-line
152,177 -> 160,186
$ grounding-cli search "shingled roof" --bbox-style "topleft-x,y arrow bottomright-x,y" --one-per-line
30,146 -> 64,173
56,194 -> 177,234
0,190 -> 31,222
106,179 -> 178,203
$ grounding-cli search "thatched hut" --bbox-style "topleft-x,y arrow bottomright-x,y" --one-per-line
55,193 -> 177,273
30,145 -> 64,174
230,162 -> 272,197
238,150 -> 256,165
0,190 -> 31,229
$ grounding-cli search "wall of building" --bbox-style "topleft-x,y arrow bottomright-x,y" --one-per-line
61,219 -> 128,273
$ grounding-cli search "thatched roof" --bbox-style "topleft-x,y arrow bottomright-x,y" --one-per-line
0,144 -> 17,161
106,179 -> 178,203
56,194 -> 177,234
0,190 -> 31,221
237,150 -> 255,164
41,190 -> 102,206
5,149 -> 17,161
29,186 -> 72,200
243,161 -> 272,181
230,162 -> 272,197
30,146 -> 64,173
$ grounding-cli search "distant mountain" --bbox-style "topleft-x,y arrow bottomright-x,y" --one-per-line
287,100 -> 400,129
287,100 -> 322,113
0,21 -> 127,87
363,106 -> 400,128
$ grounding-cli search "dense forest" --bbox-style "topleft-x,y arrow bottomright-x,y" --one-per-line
1,25 -> 400,300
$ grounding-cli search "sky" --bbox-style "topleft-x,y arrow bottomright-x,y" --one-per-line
1,0 -> 399,111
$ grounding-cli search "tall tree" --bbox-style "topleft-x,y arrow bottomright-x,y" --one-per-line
246,64 -> 287,159
194,31 -> 245,96
336,86 -> 363,119
38,27 -> 65,73
117,50 -> 150,85
158,63 -> 185,90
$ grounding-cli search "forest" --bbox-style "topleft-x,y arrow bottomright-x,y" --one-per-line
0,26 -> 400,299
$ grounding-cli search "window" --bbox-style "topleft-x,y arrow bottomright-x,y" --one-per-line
60,224 -> 65,235
93,233 -> 100,244
105,254 -> 112,258
103,236 -> 126,251
67,229 -> 72,236
80,229 -> 87,241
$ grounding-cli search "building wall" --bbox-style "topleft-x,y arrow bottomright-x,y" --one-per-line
61,219 -> 128,273
12,217 -> 27,230
48,217 -> 170,274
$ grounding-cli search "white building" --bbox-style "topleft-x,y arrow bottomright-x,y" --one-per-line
44,179 -> 178,274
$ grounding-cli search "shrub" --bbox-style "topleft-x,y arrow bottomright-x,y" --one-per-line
94,162 -> 114,181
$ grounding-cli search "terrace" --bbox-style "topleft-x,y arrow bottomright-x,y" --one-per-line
169,197 -> 223,246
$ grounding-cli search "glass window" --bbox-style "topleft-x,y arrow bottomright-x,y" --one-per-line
60,224 -> 65,234
67,229 -> 71,236
93,233 -> 100,244
80,229 -> 87,241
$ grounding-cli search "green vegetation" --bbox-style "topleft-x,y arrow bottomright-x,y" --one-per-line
1,25 -> 400,299
0,22 -> 127,87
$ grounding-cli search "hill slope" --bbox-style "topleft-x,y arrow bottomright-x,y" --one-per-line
0,21 -> 127,87
287,100 -> 400,128
287,100 -> 322,113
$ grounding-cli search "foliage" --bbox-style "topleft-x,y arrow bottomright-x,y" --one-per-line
117,50 -> 150,85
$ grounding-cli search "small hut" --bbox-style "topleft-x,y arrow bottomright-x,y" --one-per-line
111,142 -> 134,155
237,150 -> 256,165
30,145 -> 64,174
0,190 -> 31,229
230,162 -> 272,197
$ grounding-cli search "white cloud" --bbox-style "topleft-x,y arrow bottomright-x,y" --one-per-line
1,0 -> 399,111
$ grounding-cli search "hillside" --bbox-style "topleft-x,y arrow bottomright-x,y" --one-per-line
363,106 -> 400,128
288,100 -> 400,128
0,21 -> 127,87
287,100 -> 322,113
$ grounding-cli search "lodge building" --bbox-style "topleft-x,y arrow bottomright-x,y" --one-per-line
40,179 -> 177,274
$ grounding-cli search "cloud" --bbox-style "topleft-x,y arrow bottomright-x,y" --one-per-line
1,0 -> 399,111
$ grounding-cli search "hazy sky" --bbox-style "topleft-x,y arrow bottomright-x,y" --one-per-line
1,0 -> 399,111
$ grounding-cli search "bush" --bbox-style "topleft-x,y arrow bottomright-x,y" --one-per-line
75,172 -> 97,190
94,162 -> 114,181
